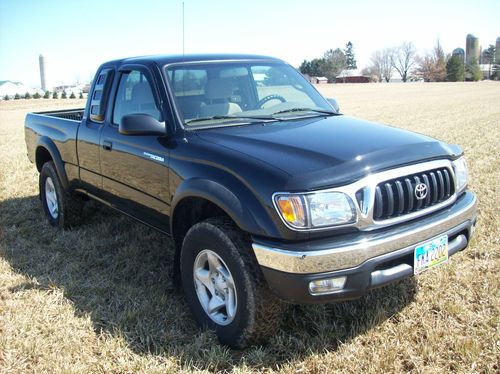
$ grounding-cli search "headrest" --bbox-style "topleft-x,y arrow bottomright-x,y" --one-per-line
131,82 -> 153,102
205,79 -> 233,100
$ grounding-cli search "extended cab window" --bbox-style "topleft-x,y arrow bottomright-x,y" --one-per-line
113,70 -> 162,126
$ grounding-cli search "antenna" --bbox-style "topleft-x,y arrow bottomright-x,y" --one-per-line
182,1 -> 185,56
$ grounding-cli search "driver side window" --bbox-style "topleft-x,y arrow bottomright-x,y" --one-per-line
113,70 -> 162,126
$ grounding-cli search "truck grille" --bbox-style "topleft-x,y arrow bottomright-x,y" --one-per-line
373,167 -> 455,220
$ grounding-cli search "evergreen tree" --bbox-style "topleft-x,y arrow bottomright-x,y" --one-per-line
69,92 -> 76,99
344,41 -> 357,69
14,93 -> 20,100
466,58 -> 482,81
61,91 -> 67,99
79,91 -> 84,99
446,56 -> 465,81
3,95 -> 10,100
33,92 -> 41,99
24,92 -> 32,99
52,91 -> 58,99
43,91 -> 50,99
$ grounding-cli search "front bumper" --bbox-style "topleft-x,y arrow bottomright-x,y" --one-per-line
252,191 -> 477,303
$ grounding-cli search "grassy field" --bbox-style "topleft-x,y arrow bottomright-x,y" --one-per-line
0,82 -> 499,373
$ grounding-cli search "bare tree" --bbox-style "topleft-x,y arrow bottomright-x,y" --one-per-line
416,40 -> 446,82
370,48 -> 394,82
391,42 -> 417,82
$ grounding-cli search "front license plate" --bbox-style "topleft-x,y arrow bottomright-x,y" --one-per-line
414,235 -> 448,275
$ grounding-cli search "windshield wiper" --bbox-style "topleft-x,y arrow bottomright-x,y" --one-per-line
271,107 -> 337,116
185,114 -> 278,125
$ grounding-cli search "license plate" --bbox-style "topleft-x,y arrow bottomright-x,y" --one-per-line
414,235 -> 448,275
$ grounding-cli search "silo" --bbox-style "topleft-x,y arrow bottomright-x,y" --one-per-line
452,48 -> 465,64
39,54 -> 48,91
496,37 -> 500,63
465,34 -> 480,64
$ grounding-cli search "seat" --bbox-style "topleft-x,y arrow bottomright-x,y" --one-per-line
130,82 -> 160,119
199,79 -> 242,117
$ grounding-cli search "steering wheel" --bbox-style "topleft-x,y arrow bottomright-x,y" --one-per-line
256,94 -> 286,108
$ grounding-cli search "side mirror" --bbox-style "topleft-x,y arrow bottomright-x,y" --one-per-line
326,98 -> 340,113
119,114 -> 166,136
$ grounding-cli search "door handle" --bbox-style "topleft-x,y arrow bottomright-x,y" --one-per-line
102,140 -> 112,151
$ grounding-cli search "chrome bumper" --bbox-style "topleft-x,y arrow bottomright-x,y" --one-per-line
252,191 -> 477,274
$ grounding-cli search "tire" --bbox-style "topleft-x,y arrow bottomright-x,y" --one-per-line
39,161 -> 84,229
180,217 -> 283,348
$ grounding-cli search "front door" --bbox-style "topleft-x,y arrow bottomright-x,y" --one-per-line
100,68 -> 170,232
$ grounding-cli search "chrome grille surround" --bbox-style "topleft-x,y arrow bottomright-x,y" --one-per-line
273,159 -> 458,232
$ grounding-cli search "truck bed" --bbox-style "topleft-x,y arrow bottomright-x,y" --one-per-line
24,108 -> 85,168
34,108 -> 85,121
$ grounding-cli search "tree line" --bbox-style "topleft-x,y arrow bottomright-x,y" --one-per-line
299,40 -> 497,82
3,91 -> 84,100
299,42 -> 357,82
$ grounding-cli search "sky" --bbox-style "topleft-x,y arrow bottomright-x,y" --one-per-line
0,0 -> 499,88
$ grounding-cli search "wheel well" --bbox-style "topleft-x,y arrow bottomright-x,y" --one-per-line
35,146 -> 52,171
171,197 -> 232,284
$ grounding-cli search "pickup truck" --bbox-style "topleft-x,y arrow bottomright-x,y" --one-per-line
25,54 -> 477,348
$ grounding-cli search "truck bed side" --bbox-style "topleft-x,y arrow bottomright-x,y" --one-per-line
24,109 -> 84,174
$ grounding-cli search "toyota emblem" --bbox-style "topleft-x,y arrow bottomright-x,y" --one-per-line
414,183 -> 428,200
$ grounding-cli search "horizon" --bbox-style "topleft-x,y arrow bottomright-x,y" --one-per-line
0,0 -> 498,88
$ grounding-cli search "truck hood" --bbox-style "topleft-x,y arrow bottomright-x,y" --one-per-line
195,115 -> 462,190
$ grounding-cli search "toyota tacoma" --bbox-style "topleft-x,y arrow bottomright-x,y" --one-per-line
24,54 -> 477,348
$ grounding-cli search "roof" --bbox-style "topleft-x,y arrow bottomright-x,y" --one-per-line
315,76 -> 328,81
336,69 -> 368,78
104,53 -> 284,68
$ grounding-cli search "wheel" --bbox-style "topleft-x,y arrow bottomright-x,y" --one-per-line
180,217 -> 283,348
39,161 -> 84,229
256,94 -> 286,108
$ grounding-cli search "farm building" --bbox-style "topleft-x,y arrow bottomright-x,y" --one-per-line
312,76 -> 328,84
336,70 -> 370,83
0,80 -> 39,98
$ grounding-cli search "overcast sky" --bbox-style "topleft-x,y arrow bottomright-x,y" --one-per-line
1,0 -> 498,87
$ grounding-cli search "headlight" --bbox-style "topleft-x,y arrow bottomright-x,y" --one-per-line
274,192 -> 356,229
452,157 -> 468,193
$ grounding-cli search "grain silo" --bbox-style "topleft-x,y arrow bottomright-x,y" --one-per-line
452,48 -> 465,64
39,54 -> 48,91
465,34 -> 480,64
496,37 -> 500,63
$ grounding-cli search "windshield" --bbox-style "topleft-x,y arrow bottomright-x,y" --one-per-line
165,61 -> 334,127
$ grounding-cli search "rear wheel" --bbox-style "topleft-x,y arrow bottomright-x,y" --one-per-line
180,217 -> 283,348
39,161 -> 84,228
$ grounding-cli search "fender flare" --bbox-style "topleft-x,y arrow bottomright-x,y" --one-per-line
170,178 -> 279,237
36,136 -> 70,190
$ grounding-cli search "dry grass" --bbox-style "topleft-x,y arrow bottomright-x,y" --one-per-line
0,82 -> 499,373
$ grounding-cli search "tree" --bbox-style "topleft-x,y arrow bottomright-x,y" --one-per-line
344,41 -> 357,69
61,91 -> 67,99
482,44 -> 496,79
299,58 -> 327,77
322,48 -> 346,81
79,91 -> 84,99
69,92 -> 76,99
24,92 -> 32,99
416,40 -> 446,82
43,90 -> 50,99
446,55 -> 465,81
33,92 -> 41,99
391,41 -> 417,82
14,93 -> 20,100
52,91 -> 58,99
370,48 -> 394,82
466,57 -> 482,81
3,95 -> 10,100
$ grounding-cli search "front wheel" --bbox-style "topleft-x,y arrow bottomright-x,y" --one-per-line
180,217 -> 283,348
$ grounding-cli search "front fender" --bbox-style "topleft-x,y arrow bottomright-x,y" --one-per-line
170,177 -> 281,238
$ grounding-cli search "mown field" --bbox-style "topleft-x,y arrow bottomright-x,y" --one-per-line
0,82 -> 499,373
